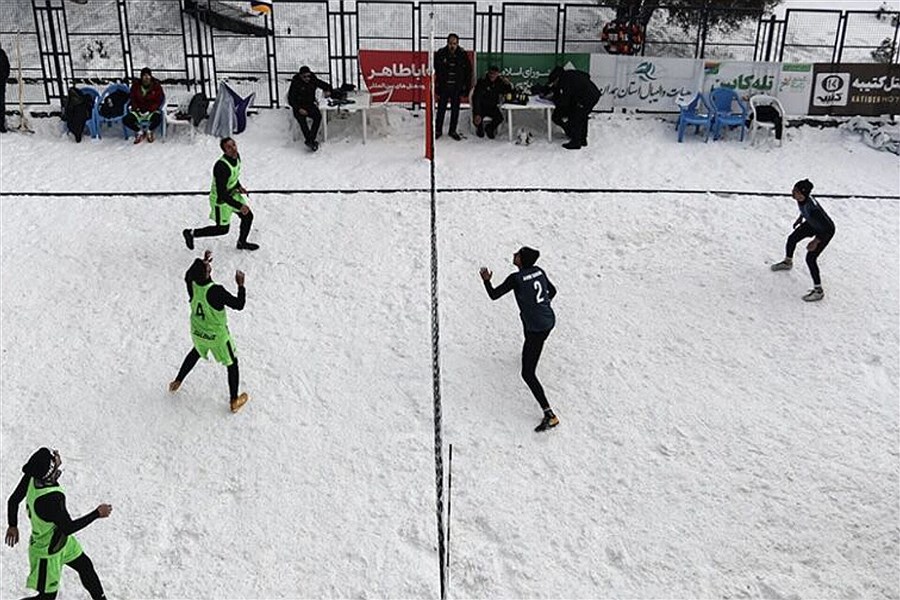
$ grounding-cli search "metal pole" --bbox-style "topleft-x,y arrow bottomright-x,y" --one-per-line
43,0 -> 65,103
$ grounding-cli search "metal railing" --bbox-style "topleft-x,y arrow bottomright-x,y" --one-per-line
2,0 -> 898,107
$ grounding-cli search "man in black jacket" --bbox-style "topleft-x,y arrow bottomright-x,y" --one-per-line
546,66 -> 600,150
6,448 -> 112,600
770,179 -> 836,302
287,65 -> 332,151
472,65 -> 513,139
480,247 -> 560,433
434,34 -> 472,141
0,44 -> 10,133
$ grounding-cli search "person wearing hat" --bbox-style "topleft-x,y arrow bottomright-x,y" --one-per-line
169,249 -> 250,413
471,65 -> 513,139
183,136 -> 259,252
544,66 -> 600,150
771,179 -> 836,302
5,448 -> 112,600
434,33 -> 472,141
287,65 -> 333,151
124,66 -> 164,143
479,247 -> 560,432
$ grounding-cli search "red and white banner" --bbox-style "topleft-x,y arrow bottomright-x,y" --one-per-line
359,50 -> 429,104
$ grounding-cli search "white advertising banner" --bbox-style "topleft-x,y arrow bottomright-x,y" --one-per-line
589,55 -> 704,112
776,63 -> 814,116
702,60 -> 813,116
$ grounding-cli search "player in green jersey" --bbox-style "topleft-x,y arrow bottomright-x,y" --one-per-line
183,137 -> 259,251
169,250 -> 250,413
5,448 -> 112,600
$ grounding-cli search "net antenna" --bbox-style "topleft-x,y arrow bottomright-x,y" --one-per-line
425,7 -> 435,159
15,30 -> 34,134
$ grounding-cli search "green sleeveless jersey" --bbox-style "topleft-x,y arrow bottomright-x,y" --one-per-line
26,479 -> 65,556
190,281 -> 228,341
209,155 -> 241,206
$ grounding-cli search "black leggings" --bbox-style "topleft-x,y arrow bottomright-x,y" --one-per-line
176,347 -> 240,400
192,208 -> 253,244
28,552 -> 105,600
786,222 -> 834,286
522,329 -> 552,412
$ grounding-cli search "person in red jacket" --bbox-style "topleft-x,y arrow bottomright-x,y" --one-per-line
124,67 -> 164,143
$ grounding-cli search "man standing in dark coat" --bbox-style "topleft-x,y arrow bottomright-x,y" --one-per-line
0,44 -> 10,133
546,66 -> 600,150
287,65 -> 332,151
434,33 -> 472,141
471,65 -> 513,139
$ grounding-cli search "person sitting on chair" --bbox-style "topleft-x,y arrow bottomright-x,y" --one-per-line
472,65 -> 513,140
124,67 -> 164,144
287,66 -> 332,152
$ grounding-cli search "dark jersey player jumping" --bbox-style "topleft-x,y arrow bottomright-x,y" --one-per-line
480,246 -> 559,432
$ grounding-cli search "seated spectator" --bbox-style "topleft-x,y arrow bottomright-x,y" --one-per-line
287,65 -> 332,152
472,65 -> 512,139
124,67 -> 164,143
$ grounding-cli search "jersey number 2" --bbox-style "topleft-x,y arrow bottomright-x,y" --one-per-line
534,281 -> 545,303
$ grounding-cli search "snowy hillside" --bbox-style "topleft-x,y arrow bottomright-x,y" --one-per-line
1,106 -> 898,599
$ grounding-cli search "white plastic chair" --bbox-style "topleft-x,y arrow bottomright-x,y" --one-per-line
749,94 -> 784,146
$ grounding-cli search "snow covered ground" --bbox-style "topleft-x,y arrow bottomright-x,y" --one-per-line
1,106 -> 898,599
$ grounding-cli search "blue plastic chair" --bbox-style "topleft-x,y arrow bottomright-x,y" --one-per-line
710,87 -> 748,141
75,87 -> 100,139
93,83 -> 131,139
676,93 -> 714,143
123,93 -> 167,141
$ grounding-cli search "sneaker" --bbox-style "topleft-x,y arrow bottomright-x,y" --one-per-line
182,229 -> 194,250
475,124 -> 484,138
133,132 -> 144,145
168,380 -> 181,393
562,141 -> 582,150
147,131 -> 155,143
449,132 -> 462,141
230,392 -> 249,413
236,241 -> 260,251
534,414 -> 560,432
802,287 -> 824,302
770,259 -> 793,271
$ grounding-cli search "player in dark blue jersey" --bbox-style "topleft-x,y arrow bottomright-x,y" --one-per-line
480,246 -> 559,432
770,179 -> 836,302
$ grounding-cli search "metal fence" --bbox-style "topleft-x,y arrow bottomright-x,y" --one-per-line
2,0 -> 899,108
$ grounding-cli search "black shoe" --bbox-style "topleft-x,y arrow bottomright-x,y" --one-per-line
236,241 -> 260,251
486,125 -> 496,140
305,140 -> 319,152
449,132 -> 462,141
535,413 -> 560,432
183,229 -> 194,250
562,141 -> 582,150
476,124 -> 484,138
435,131 -> 442,139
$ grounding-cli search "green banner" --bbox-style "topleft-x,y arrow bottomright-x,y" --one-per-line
476,53 -> 590,91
